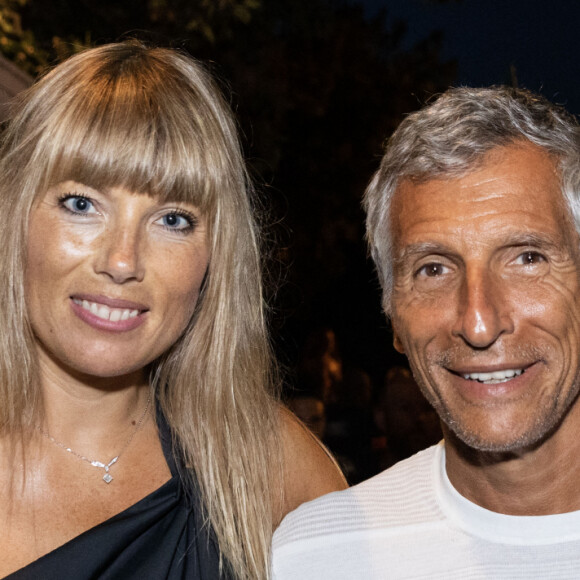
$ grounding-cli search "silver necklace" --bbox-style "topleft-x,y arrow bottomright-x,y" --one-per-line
38,392 -> 152,484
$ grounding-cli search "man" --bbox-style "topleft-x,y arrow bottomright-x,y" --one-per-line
272,87 -> 580,578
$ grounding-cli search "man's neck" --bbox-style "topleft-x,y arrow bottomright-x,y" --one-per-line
444,405 -> 580,516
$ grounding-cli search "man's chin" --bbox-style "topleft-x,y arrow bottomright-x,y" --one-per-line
442,421 -> 553,459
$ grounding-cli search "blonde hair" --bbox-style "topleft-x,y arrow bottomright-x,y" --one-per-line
0,41 -> 280,578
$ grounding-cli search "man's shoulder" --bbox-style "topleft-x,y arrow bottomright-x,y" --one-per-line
273,443 -> 443,550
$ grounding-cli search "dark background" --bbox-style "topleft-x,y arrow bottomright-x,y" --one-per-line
370,0 -> 580,115
1,0 -> 578,391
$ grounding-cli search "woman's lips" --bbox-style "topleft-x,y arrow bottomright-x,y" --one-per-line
70,295 -> 148,332
73,298 -> 139,322
71,293 -> 148,310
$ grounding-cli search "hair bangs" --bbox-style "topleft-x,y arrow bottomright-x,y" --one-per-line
33,51 -> 232,214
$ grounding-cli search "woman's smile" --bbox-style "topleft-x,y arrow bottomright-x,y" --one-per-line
70,295 -> 148,332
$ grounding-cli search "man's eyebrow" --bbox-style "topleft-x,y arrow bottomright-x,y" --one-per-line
393,232 -> 563,268
500,231 -> 561,250
394,242 -> 452,269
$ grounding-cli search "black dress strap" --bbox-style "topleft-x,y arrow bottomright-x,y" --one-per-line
157,403 -> 180,477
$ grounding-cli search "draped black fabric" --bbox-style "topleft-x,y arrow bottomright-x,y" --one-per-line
7,414 -> 224,579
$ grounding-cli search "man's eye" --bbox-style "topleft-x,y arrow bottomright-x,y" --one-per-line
516,251 -> 546,265
417,263 -> 448,277
59,195 -> 96,215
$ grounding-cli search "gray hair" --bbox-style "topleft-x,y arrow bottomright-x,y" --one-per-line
364,86 -> 580,314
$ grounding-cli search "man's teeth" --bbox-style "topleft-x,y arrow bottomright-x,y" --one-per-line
462,369 -> 523,384
74,299 -> 139,322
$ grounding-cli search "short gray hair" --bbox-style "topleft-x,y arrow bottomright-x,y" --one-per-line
364,86 -> 580,314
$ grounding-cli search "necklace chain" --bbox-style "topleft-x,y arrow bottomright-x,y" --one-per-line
38,392 -> 152,484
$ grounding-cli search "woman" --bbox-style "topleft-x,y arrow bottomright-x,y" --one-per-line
0,41 -> 346,579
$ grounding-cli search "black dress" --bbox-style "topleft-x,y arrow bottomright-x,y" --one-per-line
7,414 -> 224,579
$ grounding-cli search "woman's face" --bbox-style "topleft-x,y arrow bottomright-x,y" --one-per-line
26,181 -> 210,380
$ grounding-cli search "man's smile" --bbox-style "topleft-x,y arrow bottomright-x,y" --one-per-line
461,368 -> 524,385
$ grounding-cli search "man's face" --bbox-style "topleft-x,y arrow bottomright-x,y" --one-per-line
389,144 -> 580,452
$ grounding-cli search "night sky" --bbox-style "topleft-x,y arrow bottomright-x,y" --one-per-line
360,0 -> 580,115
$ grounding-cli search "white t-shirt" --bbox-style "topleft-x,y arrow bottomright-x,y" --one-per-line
272,442 -> 580,579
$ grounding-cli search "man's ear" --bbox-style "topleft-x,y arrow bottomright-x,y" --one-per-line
391,318 -> 405,354
387,299 -> 405,353
392,329 -> 405,354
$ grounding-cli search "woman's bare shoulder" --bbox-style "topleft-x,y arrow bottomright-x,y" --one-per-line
276,406 -> 347,523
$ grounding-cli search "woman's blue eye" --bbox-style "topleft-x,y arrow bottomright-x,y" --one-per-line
159,212 -> 194,231
60,195 -> 96,214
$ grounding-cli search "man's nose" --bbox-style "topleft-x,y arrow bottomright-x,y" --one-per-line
94,224 -> 145,284
452,267 -> 513,348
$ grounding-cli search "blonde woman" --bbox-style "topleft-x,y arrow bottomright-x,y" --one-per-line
0,41 -> 345,579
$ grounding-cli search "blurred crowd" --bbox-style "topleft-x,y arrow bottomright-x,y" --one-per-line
285,327 -> 442,484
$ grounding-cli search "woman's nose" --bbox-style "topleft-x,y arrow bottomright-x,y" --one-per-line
93,224 -> 145,284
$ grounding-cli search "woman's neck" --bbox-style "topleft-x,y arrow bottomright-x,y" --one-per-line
36,346 -> 151,453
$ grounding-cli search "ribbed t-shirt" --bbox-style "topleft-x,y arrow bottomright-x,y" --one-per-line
272,442 -> 580,579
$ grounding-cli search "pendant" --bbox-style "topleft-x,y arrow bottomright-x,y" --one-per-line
92,456 -> 119,484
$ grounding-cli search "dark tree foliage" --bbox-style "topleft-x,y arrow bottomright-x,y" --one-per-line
4,0 -> 456,382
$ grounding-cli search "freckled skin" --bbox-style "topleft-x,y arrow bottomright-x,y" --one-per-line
26,181 -> 209,382
390,144 -> 580,457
